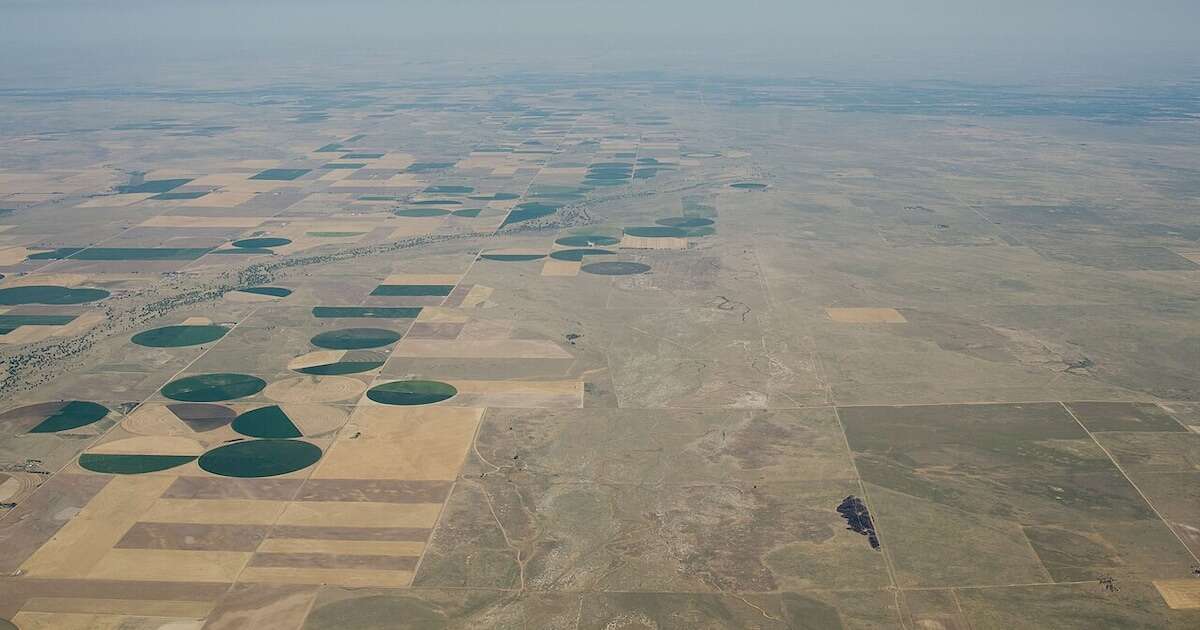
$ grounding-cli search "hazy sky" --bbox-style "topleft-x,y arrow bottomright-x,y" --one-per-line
3,1 -> 1199,86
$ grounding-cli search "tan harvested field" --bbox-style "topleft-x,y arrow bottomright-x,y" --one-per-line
0,73 -> 1198,630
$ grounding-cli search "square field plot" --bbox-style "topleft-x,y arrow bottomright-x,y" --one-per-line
839,403 -> 1195,586
250,169 -> 311,181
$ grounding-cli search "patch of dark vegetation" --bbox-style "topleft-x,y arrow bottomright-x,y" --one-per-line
28,247 -> 211,261
366,380 -> 457,406
161,373 -> 266,402
29,401 -> 109,433
79,453 -> 196,475
624,226 -> 687,238
555,234 -> 619,247
837,495 -> 881,550
232,237 -> 291,249
371,284 -> 453,297
500,202 -> 561,227
250,168 -> 310,181
404,162 -> 455,173
0,285 -> 109,305
239,286 -> 291,297
311,327 -> 402,350
117,178 -> 191,194
233,405 -> 302,438
0,314 -> 77,328
198,439 -> 321,478
131,324 -> 229,348
150,191 -> 208,200
549,248 -> 614,262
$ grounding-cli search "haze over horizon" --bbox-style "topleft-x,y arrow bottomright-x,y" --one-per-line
3,0 -> 1200,86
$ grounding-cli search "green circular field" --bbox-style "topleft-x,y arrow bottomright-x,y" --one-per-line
656,217 -> 714,228
21,401 -> 110,433
549,248 -> 614,262
232,405 -> 302,438
584,171 -> 631,180
0,285 -> 110,305
161,373 -> 266,402
730,182 -> 767,190
395,208 -> 451,217
623,226 -> 687,238
367,380 -> 457,406
79,453 -> 196,475
233,237 -> 292,248
311,328 -> 402,350
554,235 -> 620,247
132,324 -> 230,348
198,439 -> 322,478
582,261 -> 651,276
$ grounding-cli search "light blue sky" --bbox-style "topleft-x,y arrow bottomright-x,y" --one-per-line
2,1 -> 1198,85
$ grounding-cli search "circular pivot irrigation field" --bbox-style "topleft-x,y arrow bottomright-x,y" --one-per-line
311,328 -> 403,350
366,380 -> 457,406
132,324 -> 230,348
0,285 -> 109,305
1,400 -> 110,433
232,237 -> 292,248
198,439 -> 322,477
161,373 -> 266,402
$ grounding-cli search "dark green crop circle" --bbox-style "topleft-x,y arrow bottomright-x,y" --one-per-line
161,373 -> 266,402
311,328 -> 403,350
233,237 -> 292,248
198,439 -> 321,478
0,285 -> 110,305
367,380 -> 457,406
132,324 -> 229,348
